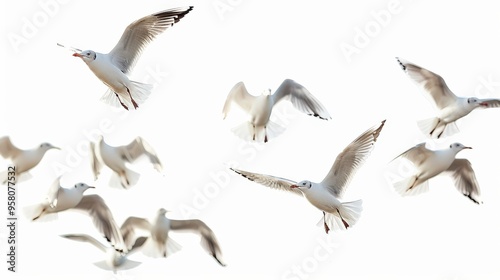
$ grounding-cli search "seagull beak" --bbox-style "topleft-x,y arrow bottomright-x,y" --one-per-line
72,52 -> 82,57
464,146 -> 472,149
88,186 -> 95,189
52,146 -> 61,150
479,102 -> 489,107
290,185 -> 298,189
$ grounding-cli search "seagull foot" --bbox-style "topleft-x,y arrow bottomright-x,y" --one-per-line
131,98 -> 139,109
341,218 -> 350,229
324,222 -> 330,234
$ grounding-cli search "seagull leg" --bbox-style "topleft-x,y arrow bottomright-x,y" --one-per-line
126,87 -> 139,109
336,209 -> 350,229
323,211 -> 330,234
264,125 -> 268,143
115,93 -> 129,110
407,176 -> 418,190
429,119 -> 441,137
252,124 -> 256,141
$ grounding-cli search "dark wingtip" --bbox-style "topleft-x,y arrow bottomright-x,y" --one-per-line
396,57 -> 406,71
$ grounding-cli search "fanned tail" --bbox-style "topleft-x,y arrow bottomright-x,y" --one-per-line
393,175 -> 429,196
231,120 -> 285,143
100,81 -> 153,110
142,237 -> 182,258
417,117 -> 459,139
321,199 -> 363,232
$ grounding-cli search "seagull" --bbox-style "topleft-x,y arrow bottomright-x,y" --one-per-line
25,176 -> 127,252
60,234 -> 147,274
222,79 -> 332,143
391,142 -> 482,204
89,135 -> 163,189
63,7 -> 194,110
230,120 -> 385,233
396,57 -> 500,139
0,136 -> 59,183
120,208 -> 226,266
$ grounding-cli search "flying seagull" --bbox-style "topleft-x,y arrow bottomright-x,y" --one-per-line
25,176 -> 127,252
120,208 -> 226,266
89,135 -> 163,189
0,136 -> 59,183
392,142 -> 482,204
61,7 -> 193,110
60,234 -> 147,274
222,79 -> 332,143
230,120 -> 385,233
396,57 -> 500,139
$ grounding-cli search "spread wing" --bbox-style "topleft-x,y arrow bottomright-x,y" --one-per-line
446,158 -> 482,204
108,6 -> 194,74
0,136 -> 22,159
222,82 -> 257,119
170,219 -> 226,266
321,120 -> 385,198
46,176 -> 62,208
120,137 -> 163,172
89,141 -> 103,180
60,233 -> 107,253
120,216 -> 152,251
392,142 -> 434,168
396,57 -> 457,110
272,79 -> 331,120
230,167 -> 302,196
73,195 -> 127,253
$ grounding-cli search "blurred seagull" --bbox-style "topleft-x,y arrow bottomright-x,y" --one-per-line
222,79 -> 332,143
392,142 -> 482,204
230,120 -> 385,233
120,208 -> 226,266
25,177 -> 127,252
0,136 -> 59,183
60,234 -> 147,274
61,7 -> 193,110
396,57 -> 500,139
90,136 -> 163,189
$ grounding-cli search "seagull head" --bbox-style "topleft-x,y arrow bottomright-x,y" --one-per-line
290,180 -> 313,191
466,97 -> 485,108
39,142 -> 60,152
157,208 -> 169,216
73,182 -> 95,192
449,143 -> 472,153
73,50 -> 97,63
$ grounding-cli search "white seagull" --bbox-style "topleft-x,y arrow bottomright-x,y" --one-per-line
392,142 -> 482,204
60,234 -> 147,274
120,208 -> 226,266
0,136 -> 59,183
25,177 -> 127,252
230,120 -> 385,233
90,135 -> 163,189
222,79 -> 332,143
63,7 -> 193,110
396,57 -> 500,139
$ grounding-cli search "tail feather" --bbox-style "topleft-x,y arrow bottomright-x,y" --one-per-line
23,203 -> 58,222
142,237 -> 182,258
231,120 -> 286,143
321,199 -> 363,232
393,176 -> 429,196
100,81 -> 153,109
109,169 -> 140,189
417,117 -> 459,139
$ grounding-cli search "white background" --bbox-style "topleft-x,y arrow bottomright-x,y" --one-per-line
1,0 -> 500,279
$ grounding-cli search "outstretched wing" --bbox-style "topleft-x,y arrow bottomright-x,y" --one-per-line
73,194 -> 127,253
392,142 -> 434,168
0,136 -> 22,159
170,219 -> 226,266
321,120 -> 385,198
120,137 -> 163,172
230,167 -> 302,196
120,216 -> 152,251
60,233 -> 107,253
446,158 -> 482,204
108,7 -> 194,74
272,79 -> 331,120
396,57 -> 457,110
222,82 -> 257,119
89,141 -> 103,180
